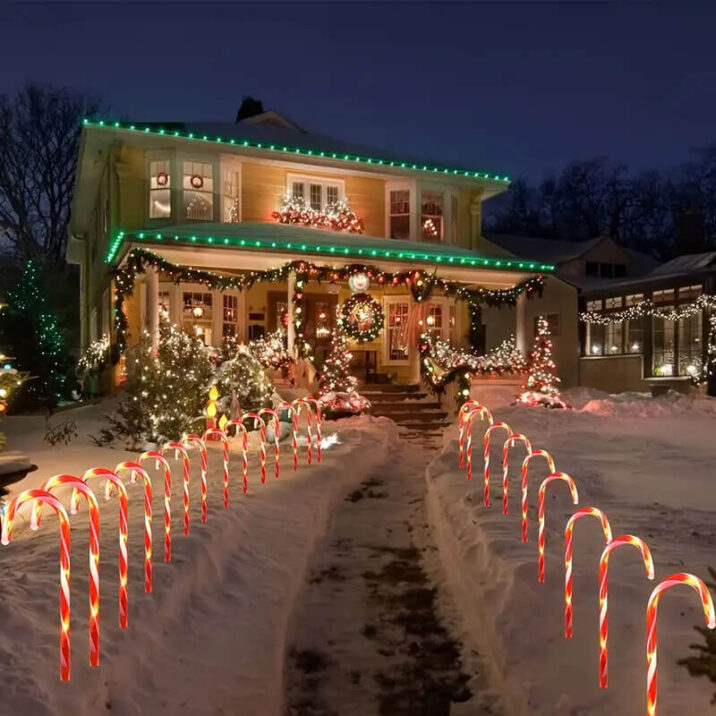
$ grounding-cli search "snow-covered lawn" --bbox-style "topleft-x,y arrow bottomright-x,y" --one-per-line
426,387 -> 716,715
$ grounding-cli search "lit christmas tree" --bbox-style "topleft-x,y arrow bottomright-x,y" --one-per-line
319,310 -> 358,394
215,345 -> 274,416
518,316 -> 570,408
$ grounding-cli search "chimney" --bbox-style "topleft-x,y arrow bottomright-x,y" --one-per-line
675,206 -> 706,255
235,96 -> 264,123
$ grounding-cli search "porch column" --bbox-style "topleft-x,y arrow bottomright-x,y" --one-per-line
516,292 -> 528,356
146,266 -> 159,351
287,272 -> 296,356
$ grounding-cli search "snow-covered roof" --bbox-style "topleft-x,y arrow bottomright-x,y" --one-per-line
485,234 -> 605,264
648,251 -> 716,277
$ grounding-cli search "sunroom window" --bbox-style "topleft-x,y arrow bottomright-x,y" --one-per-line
149,160 -> 171,218
183,161 -> 214,221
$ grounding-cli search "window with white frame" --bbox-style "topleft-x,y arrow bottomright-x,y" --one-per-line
450,195 -> 459,244
222,164 -> 240,223
183,161 -> 214,220
149,159 -> 171,218
223,294 -> 239,338
421,190 -> 444,240
389,190 -> 411,239
287,176 -> 343,211
385,299 -> 410,362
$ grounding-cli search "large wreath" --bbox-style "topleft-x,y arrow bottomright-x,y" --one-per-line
341,293 -> 384,343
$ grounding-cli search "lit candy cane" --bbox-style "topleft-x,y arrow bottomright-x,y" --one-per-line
279,402 -> 299,471
225,419 -> 249,493
114,462 -> 153,593
520,449 -> 556,543
302,398 -> 323,462
646,573 -> 716,716
203,428 -> 230,507
599,535 -> 654,689
2,490 -> 72,680
241,412 -> 268,484
537,472 -> 579,583
181,434 -> 208,523
293,399 -> 314,465
501,433 -> 532,515
483,422 -> 513,507
161,442 -> 190,535
564,507 -> 613,639
138,451 -> 172,562
459,402 -> 493,469
464,407 -> 493,482
79,468 -> 130,628
32,475 -> 100,668
259,408 -> 281,479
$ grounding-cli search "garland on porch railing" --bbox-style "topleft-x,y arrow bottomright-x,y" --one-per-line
110,247 -> 547,362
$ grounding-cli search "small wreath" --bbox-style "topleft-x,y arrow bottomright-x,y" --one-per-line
190,174 -> 204,189
156,171 -> 169,187
341,293 -> 384,343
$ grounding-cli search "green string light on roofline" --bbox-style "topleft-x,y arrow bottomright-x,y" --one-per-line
105,230 -> 555,273
83,118 -> 511,183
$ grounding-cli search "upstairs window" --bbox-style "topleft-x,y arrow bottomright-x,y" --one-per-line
389,190 -> 410,239
222,165 -> 240,223
288,176 -> 343,211
450,195 -> 459,244
149,160 -> 171,218
421,190 -> 444,241
183,161 -> 214,221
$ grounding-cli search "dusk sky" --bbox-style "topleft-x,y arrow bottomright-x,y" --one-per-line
2,2 -> 715,182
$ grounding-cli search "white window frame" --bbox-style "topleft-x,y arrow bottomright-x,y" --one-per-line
385,179 -> 417,240
286,173 -> 345,211
147,154 -> 173,220
383,296 -> 412,365
420,188 -> 445,241
425,297 -> 456,342
182,159 -> 215,221
220,155 -> 242,223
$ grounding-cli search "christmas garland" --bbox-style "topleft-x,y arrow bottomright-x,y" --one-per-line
579,293 -> 716,324
110,248 -> 547,362
341,293 -> 384,342
272,196 -> 365,234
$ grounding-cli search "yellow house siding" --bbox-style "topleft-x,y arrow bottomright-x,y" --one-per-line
344,175 -> 385,237
241,162 -> 287,223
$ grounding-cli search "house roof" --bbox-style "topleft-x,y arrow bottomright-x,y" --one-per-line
108,222 -> 556,274
485,234 -> 605,264
648,251 -> 716,277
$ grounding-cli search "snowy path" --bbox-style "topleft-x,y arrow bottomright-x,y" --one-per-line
284,430 -> 499,716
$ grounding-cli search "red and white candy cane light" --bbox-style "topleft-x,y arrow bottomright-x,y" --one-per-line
259,408 -> 281,478
202,427 -> 231,506
114,462 -> 153,593
2,489 -> 72,680
564,507 -> 613,639
301,398 -> 323,462
598,535 -> 654,689
459,402 -> 493,469
138,451 -> 172,562
537,472 -> 579,583
241,412 -> 268,484
501,433 -> 532,515
279,402 -> 299,471
161,442 -> 190,535
79,468 -> 130,628
181,434 -> 208,523
483,422 -> 513,507
646,573 -> 716,716
224,419 -> 249,493
292,398 -> 315,466
464,407 -> 493,482
33,475 -> 101,668
520,449 -> 556,543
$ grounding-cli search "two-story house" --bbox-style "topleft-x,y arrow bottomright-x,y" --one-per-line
67,105 -> 561,390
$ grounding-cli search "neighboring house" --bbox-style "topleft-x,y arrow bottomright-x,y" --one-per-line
67,105 -> 565,390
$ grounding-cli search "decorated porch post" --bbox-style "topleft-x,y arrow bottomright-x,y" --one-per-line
146,266 -> 160,352
287,271 -> 296,357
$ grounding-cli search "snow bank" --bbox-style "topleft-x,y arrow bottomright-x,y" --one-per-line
0,404 -> 396,716
427,398 -> 716,715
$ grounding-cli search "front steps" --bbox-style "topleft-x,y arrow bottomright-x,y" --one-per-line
362,383 -> 450,433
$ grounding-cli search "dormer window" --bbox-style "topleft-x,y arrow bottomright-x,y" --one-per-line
183,161 -> 214,221
149,160 -> 171,218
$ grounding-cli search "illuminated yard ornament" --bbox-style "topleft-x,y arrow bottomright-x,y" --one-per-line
224,419 -> 249,493
301,398 -> 323,463
501,433 -> 532,515
279,402 -> 299,471
458,401 -> 493,469
258,408 -> 281,478
241,412 -> 269,483
463,407 -> 494,481
206,384 -> 220,428
79,468 -> 129,628
537,473 -> 579,583
483,422 -> 513,507
32,475 -> 100,668
564,507 -> 613,639
202,427 -> 231,506
2,490 -> 72,680
138,451 -> 172,562
114,462 -> 153,593
646,573 -> 716,716
520,449 -> 556,543
181,434 -> 208,523
598,536 -> 654,689
292,398 -> 315,465
160,442 -> 190,535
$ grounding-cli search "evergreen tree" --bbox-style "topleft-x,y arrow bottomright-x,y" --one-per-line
215,346 -> 274,415
519,316 -> 568,408
319,311 -> 358,394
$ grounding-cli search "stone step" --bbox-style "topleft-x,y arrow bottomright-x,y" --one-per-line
367,399 -> 441,410
359,383 -> 422,393
372,410 -> 448,422
363,391 -> 429,401
399,421 -> 450,432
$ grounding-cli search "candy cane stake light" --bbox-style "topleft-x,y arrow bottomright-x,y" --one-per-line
598,535 -> 654,689
203,428 -> 231,506
241,412 -> 268,484
502,433 -> 532,515
181,434 -> 208,523
483,422 -> 513,507
114,462 -> 153,593
292,399 -> 314,466
258,408 -> 281,478
161,442 -> 190,535
138,451 -> 172,562
33,475 -> 101,668
464,407 -> 493,482
459,402 -> 493,469
301,398 -> 323,463
224,419 -> 249,493
279,402 -> 299,471
2,489 -> 72,680
80,468 -> 130,628
646,573 -> 716,716
564,507 -> 613,638
537,472 -> 579,583
521,449 -> 556,543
